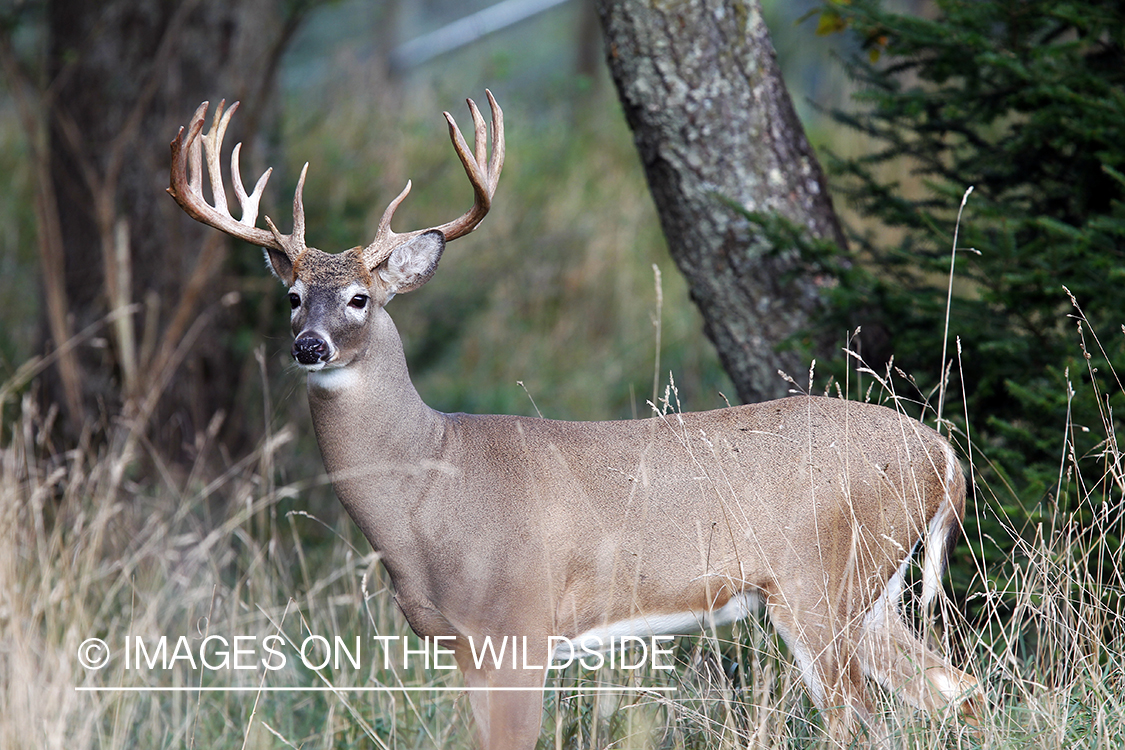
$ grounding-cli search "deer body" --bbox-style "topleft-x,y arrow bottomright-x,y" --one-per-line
169,93 -> 979,749
315,369 -> 961,646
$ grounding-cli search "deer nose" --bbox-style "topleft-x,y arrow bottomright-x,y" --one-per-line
292,336 -> 330,365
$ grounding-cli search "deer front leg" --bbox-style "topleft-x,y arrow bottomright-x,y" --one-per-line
455,644 -> 548,750
766,598 -> 885,746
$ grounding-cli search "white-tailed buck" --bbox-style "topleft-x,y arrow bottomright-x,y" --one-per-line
169,92 -> 979,748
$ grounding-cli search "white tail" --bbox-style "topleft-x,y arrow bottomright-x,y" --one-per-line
169,93 -> 980,748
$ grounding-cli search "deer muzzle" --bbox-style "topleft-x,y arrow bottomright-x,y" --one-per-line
292,336 -> 331,366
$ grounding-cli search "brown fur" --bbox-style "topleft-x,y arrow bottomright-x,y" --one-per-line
301,299 -> 980,749
170,92 -> 979,749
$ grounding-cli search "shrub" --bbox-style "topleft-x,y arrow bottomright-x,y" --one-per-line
806,0 -> 1125,616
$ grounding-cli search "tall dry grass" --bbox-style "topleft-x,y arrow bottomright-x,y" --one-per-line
3,42 -> 1124,750
3,311 -> 1125,749
0,389 -> 476,749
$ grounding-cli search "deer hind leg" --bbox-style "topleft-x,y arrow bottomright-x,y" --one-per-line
765,599 -> 884,746
859,602 -> 982,722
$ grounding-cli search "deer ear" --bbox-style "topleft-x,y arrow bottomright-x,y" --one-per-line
377,230 -> 445,294
263,247 -> 296,285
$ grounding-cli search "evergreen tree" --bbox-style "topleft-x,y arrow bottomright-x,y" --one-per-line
810,0 -> 1125,608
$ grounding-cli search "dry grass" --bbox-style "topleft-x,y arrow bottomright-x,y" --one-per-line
4,314 -> 1125,749
3,26 -> 1124,749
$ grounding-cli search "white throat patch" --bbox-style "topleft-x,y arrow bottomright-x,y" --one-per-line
308,366 -> 359,392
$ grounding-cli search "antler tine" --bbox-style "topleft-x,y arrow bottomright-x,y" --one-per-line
294,163 -> 308,248
202,100 -> 233,220
168,100 -> 304,259
185,103 -> 207,198
486,89 -> 505,189
375,180 -> 413,239
469,97 -> 488,174
361,92 -> 505,269
443,106 -> 490,213
267,162 -> 308,253
231,142 -> 272,227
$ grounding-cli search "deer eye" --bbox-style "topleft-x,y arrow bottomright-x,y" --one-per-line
288,292 -> 300,310
348,294 -> 369,310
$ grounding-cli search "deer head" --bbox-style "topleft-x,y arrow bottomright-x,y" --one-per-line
167,93 -> 503,372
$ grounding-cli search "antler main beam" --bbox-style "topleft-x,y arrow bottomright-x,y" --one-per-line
168,100 -> 308,262
362,90 -> 504,267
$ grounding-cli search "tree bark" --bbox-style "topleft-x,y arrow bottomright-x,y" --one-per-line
35,0 -> 295,455
596,0 -> 846,403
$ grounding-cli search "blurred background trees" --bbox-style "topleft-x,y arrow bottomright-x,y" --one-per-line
3,0 -> 802,465
1,0 -> 312,459
1,0 -> 1123,617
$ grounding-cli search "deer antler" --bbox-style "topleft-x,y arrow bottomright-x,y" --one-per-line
170,93 -> 504,271
168,100 -> 307,262
362,90 -> 504,268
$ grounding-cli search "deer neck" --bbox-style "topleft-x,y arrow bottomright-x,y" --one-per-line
304,308 -> 445,542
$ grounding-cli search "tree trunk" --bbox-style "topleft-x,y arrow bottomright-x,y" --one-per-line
38,0 -> 295,456
595,0 -> 846,403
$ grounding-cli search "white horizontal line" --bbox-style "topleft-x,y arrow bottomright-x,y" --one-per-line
75,685 -> 677,693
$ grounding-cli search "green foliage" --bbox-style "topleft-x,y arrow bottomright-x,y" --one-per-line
806,0 -> 1125,621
